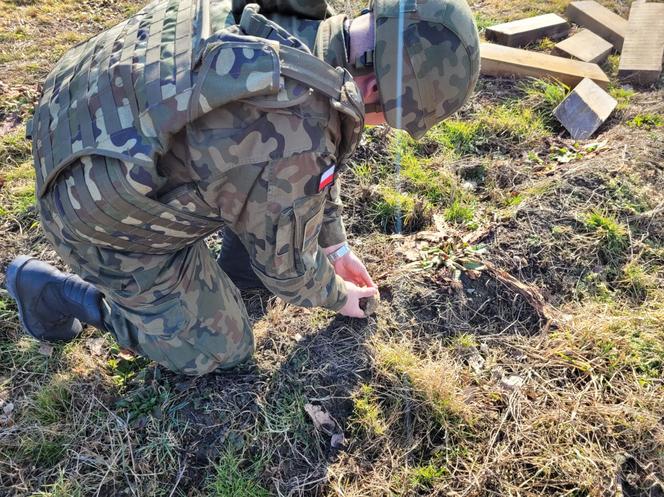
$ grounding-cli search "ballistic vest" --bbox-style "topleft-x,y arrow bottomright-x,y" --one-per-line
32,0 -> 363,199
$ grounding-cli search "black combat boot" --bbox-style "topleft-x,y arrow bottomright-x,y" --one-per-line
217,229 -> 266,291
5,256 -> 106,342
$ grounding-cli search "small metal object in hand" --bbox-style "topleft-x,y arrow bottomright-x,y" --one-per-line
327,243 -> 350,264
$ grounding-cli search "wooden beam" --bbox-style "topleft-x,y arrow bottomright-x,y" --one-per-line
553,29 -> 613,64
554,78 -> 617,140
480,43 -> 610,89
485,14 -> 570,47
566,1 -> 627,51
618,2 -> 664,86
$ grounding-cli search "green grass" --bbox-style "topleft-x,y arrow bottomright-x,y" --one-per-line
351,385 -> 386,436
627,113 -> 664,129
444,198 -> 475,225
409,463 -> 447,490
583,210 -> 629,256
421,101 -> 549,156
619,260 -> 657,301
372,187 -> 432,233
521,78 -> 569,118
0,128 -> 31,166
0,337 -> 51,375
206,449 -> 269,497
32,375 -> 73,424
609,86 -> 635,112
401,153 -> 456,204
28,471 -> 82,497
18,431 -> 70,467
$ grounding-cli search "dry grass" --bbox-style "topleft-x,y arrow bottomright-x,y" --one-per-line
1,0 -> 663,496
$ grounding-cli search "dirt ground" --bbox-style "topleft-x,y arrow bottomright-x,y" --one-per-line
0,0 -> 662,496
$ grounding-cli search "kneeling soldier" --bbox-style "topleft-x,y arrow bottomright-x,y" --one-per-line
6,0 -> 479,375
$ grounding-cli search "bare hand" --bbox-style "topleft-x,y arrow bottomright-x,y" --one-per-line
332,249 -> 376,289
339,282 -> 378,318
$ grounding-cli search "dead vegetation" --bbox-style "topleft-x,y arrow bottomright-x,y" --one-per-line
0,0 -> 663,496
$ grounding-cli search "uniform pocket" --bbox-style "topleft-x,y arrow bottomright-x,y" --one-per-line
124,294 -> 194,337
273,207 -> 297,275
292,191 -> 325,270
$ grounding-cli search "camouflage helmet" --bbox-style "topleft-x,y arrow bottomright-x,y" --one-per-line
357,0 -> 480,139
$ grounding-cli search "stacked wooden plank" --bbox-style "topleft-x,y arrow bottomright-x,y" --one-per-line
485,14 -> 570,47
553,29 -> 613,64
566,1 -> 627,50
618,2 -> 664,85
478,1 -> 664,139
480,43 -> 610,89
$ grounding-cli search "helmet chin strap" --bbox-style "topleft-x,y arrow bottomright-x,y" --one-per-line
350,49 -> 375,77
364,102 -> 383,114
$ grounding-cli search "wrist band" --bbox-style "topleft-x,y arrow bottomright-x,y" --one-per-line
327,243 -> 350,264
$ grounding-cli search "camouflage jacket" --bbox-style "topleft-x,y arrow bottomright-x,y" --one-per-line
32,0 -> 364,311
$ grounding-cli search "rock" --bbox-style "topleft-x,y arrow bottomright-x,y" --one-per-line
304,404 -> 336,432
87,337 -> 106,356
553,78 -> 617,140
360,295 -> 380,318
38,343 -> 54,357
500,375 -> 525,391
331,433 -> 346,449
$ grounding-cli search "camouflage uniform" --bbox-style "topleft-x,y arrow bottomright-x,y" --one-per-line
31,0 -> 479,374
33,0 -> 363,374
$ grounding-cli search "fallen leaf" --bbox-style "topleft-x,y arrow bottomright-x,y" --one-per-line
304,403 -> 335,432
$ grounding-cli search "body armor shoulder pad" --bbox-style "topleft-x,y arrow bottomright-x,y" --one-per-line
33,0 -> 360,198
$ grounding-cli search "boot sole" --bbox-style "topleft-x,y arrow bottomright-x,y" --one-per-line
6,255 -> 39,340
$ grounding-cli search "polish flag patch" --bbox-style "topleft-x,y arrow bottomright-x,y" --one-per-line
318,164 -> 336,191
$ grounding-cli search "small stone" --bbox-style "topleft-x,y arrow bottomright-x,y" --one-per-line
38,343 -> 54,357
360,295 -> 379,318
501,375 -> 525,391
294,333 -> 304,342
87,337 -> 106,356
304,403 -> 336,432
331,433 -> 346,449
3,402 -> 14,416
468,352 -> 485,374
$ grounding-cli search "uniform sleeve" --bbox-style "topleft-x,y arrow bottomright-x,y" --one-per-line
318,176 -> 347,248
230,152 -> 348,311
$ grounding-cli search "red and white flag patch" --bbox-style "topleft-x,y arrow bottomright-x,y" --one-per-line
318,164 -> 336,191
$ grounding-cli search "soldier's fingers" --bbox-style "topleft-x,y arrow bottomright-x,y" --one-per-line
356,286 -> 378,298
357,266 -> 375,288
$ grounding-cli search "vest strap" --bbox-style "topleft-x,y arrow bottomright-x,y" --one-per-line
240,4 -> 347,102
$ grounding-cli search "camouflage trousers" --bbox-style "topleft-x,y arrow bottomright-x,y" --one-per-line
39,155 -> 255,375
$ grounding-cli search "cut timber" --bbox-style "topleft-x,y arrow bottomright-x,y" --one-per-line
567,1 -> 627,51
485,14 -> 570,47
553,78 -> 617,140
480,43 -> 610,89
618,3 -> 664,86
553,29 -> 613,64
